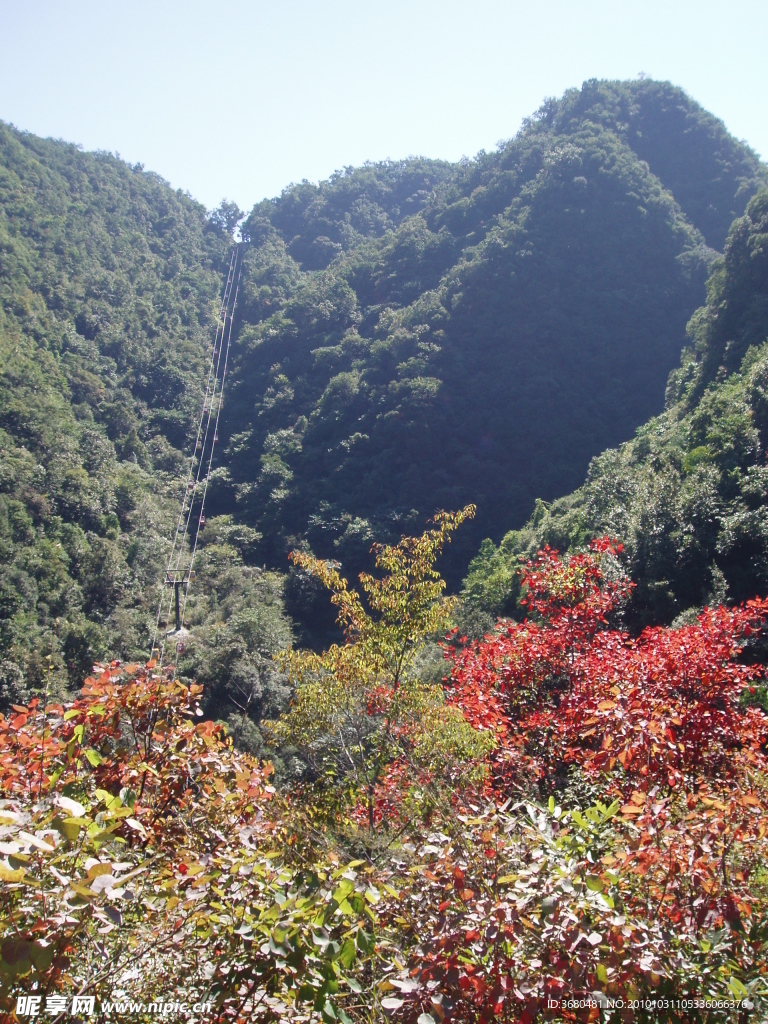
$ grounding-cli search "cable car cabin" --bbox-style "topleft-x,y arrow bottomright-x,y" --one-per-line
196,439 -> 203,451
213,431 -> 219,443
199,515 -> 206,527
187,481 -> 195,491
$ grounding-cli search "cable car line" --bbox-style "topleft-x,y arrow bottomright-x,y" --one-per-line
153,244 -> 241,668
161,248 -> 236,584
150,244 -> 243,672
175,260 -> 242,658
150,251 -> 235,661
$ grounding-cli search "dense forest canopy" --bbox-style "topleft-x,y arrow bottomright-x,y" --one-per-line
0,122 -> 234,703
216,78 -> 767,588
464,189 -> 768,629
1,76 -> 767,706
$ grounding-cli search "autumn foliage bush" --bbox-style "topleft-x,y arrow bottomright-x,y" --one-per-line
2,529 -> 768,1022
0,664 -> 374,1021
405,540 -> 768,1021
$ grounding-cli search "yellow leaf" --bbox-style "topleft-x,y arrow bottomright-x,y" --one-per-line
0,865 -> 26,882
87,863 -> 113,881
71,884 -> 97,898
53,816 -> 86,842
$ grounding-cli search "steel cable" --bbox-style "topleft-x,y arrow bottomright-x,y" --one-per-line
150,245 -> 242,669
173,256 -> 243,672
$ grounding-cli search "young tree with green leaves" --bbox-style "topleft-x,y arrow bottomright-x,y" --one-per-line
273,506 -> 492,833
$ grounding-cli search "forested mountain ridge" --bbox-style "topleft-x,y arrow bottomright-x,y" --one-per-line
0,122 -> 251,703
1,78 -> 767,706
530,78 -> 765,250
464,188 -> 768,628
216,78 -> 768,585
245,79 -> 763,255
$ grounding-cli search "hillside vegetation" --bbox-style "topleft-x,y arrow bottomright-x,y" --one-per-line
0,123 -> 276,706
1,77 -> 767,709
217,78 -> 767,584
464,189 -> 768,628
4,80 -> 768,1020
4,531 -> 768,1019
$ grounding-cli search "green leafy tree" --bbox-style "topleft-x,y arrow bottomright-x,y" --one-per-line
226,79 -> 768,607
273,506 -> 491,831
209,198 -> 244,237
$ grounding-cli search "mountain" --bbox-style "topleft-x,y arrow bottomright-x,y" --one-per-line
463,188 -> 768,628
1,78 -> 767,704
215,78 -> 767,587
0,122 -> 246,699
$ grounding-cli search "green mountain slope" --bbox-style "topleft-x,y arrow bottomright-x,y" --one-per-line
546,79 -> 765,250
464,189 -> 768,627
0,123 -> 247,700
2,78 -> 766,700
216,79 -> 767,585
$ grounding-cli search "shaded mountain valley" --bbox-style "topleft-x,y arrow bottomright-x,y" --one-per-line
1,77 -> 767,715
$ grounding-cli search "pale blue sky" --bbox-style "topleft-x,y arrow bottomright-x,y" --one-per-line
1,0 -> 766,213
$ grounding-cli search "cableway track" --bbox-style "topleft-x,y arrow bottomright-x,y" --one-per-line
150,244 -> 243,673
